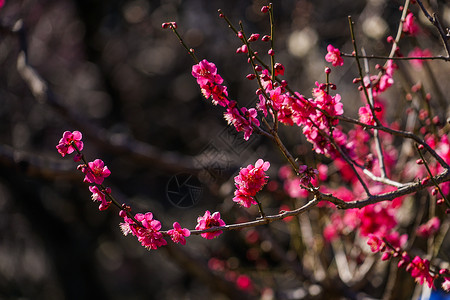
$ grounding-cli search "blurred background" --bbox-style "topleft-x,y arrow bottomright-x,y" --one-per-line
0,0 -> 450,299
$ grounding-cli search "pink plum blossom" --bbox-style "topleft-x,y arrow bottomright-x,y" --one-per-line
195,210 -> 225,239
233,159 -> 270,208
403,13 -> 419,36
407,256 -> 434,288
120,212 -> 167,250
56,131 -> 83,157
416,217 -> 440,238
89,185 -> 111,211
408,47 -> 432,69
325,44 -> 344,67
80,159 -> 111,185
192,59 -> 223,86
167,222 -> 190,245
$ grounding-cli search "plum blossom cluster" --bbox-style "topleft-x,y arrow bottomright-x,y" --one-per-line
233,159 -> 270,208
365,234 -> 450,289
57,131 -> 112,210
191,59 -> 260,140
195,210 -> 226,239
56,130 -> 197,250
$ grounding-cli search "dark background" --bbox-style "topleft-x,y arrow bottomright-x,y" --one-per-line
0,0 -> 449,299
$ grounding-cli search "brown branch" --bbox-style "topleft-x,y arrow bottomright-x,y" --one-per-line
416,0 -> 450,59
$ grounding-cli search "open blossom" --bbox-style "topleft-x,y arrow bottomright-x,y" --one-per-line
403,13 -> 419,36
233,159 -> 270,207
224,104 -> 260,140
416,217 -> 440,238
195,210 -> 225,239
167,222 -> 190,245
121,212 -> 167,250
443,278 -> 450,292
358,103 -> 383,125
325,44 -> 344,67
298,165 -> 318,186
89,185 -> 111,211
367,234 -> 385,253
80,159 -> 111,185
56,131 -> 83,157
408,47 -> 432,69
192,59 -> 223,86
407,256 -> 434,288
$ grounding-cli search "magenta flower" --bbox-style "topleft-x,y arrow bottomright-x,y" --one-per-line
232,190 -> 257,208
416,217 -> 440,238
192,59 -> 223,86
195,210 -> 226,239
403,13 -> 419,36
325,44 -> 344,67
224,105 -> 260,141
200,82 -> 229,107
56,131 -> 83,157
122,212 -> 167,250
366,234 -> 384,253
81,159 -> 111,185
167,222 -> 190,245
442,278 -> 450,292
89,185 -> 111,211
298,165 -> 318,186
233,159 -> 270,207
408,256 -> 434,288
408,47 -> 432,69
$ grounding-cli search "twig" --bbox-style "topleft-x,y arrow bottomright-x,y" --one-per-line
183,196 -> 320,235
416,0 -> 450,60
341,53 -> 449,62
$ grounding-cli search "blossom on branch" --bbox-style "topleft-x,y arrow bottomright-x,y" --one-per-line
325,44 -> 344,67
403,13 -> 419,36
407,256 -> 435,288
120,212 -> 167,250
89,185 -> 111,211
195,210 -> 225,239
79,159 -> 111,185
167,222 -> 190,245
233,159 -> 270,208
56,130 -> 83,157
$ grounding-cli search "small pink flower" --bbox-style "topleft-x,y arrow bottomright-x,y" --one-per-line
233,159 -> 270,207
442,278 -> 450,292
195,210 -> 226,239
167,222 -> 190,245
416,217 -> 440,238
325,44 -> 344,67
81,159 -> 111,185
408,47 -> 432,69
233,190 -> 257,208
408,256 -> 434,288
298,165 -> 318,186
192,59 -> 223,86
224,105 -> 260,141
89,185 -> 111,211
367,234 -> 384,253
126,212 -> 167,250
56,131 -> 83,157
403,13 -> 419,36
236,274 -> 253,291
